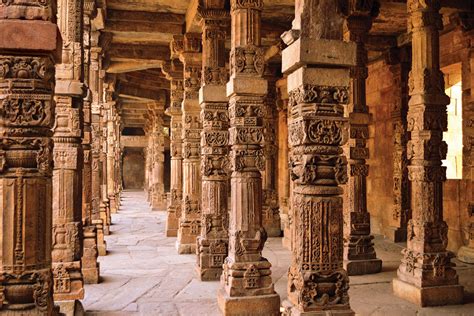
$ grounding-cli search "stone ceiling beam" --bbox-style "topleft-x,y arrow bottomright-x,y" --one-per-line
108,9 -> 184,24
108,44 -> 170,61
118,84 -> 165,101
106,60 -> 163,73
105,20 -> 183,35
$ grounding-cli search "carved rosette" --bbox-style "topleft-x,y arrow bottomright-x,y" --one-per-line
0,54 -> 56,313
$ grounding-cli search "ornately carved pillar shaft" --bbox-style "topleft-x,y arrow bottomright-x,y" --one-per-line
281,0 -> 355,314
106,101 -> 118,214
0,1 -> 59,313
276,78 -> 291,249
149,102 -> 166,210
196,4 -> 230,281
393,0 -> 464,307
175,34 -> 203,254
262,71 -> 281,237
343,2 -> 382,276
218,1 -> 280,315
90,38 -> 106,256
163,60 -> 184,237
387,48 -> 412,243
51,0 -> 85,302
81,0 -> 100,284
99,94 -> 111,235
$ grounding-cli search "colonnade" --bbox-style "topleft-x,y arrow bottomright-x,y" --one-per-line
0,0 -> 473,315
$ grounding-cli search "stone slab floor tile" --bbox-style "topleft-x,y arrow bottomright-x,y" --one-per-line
83,190 -> 474,316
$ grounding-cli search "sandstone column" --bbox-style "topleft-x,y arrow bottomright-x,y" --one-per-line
0,1 -> 59,313
387,47 -> 412,243
281,0 -> 355,314
81,1 -> 101,282
262,70 -> 282,237
218,1 -> 280,314
100,89 -> 111,234
149,102 -> 166,210
175,34 -> 203,254
392,0 -> 464,307
276,78 -> 291,249
51,0 -> 85,304
106,100 -> 119,214
343,1 -> 382,276
163,60 -> 184,237
195,3 -> 230,281
90,31 -> 107,256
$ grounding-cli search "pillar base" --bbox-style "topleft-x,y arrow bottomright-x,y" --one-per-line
218,288 -> 280,316
385,226 -> 407,243
344,258 -> 382,276
56,300 -> 85,316
282,300 -> 355,316
457,246 -> 474,264
176,241 -> 196,254
52,261 -> 85,301
392,278 -> 464,307
166,229 -> 178,237
82,265 -> 100,284
196,266 -> 223,281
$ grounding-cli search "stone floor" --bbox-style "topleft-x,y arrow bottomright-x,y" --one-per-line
83,190 -> 474,316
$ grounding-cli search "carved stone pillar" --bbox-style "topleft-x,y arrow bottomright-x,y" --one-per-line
90,35 -> 107,256
387,47 -> 412,243
392,0 -> 464,307
175,34 -> 203,254
99,90 -> 111,235
276,78 -> 291,249
81,0 -> 100,284
342,2 -> 382,276
281,0 -> 355,314
149,102 -> 166,210
0,1 -> 59,313
195,3 -> 230,281
51,0 -> 85,303
163,60 -> 184,237
262,70 -> 282,237
458,47 -> 474,263
218,1 -> 280,314
106,100 -> 118,214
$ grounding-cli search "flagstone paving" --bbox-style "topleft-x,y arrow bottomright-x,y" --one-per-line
83,190 -> 474,316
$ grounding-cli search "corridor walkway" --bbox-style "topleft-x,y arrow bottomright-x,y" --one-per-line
83,191 -> 474,316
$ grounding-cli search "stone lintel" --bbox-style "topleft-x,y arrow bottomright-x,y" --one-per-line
282,38 -> 356,75
392,278 -> 464,307
218,289 -> 280,316
0,20 -> 60,56
199,84 -> 227,103
226,76 -> 267,97
287,67 -> 350,91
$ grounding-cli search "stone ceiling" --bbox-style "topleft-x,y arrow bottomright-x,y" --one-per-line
100,0 -> 471,129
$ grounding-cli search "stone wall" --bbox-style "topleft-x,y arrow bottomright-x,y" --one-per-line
123,149 -> 146,189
